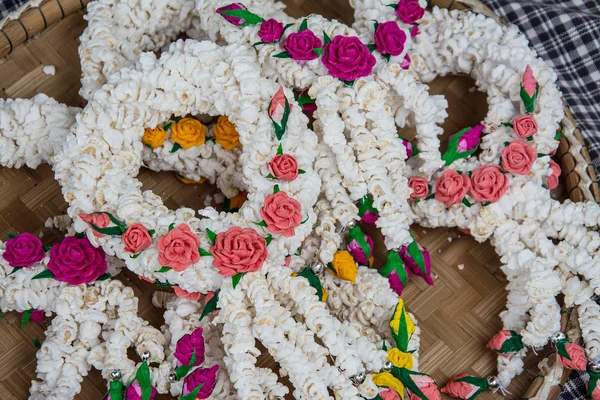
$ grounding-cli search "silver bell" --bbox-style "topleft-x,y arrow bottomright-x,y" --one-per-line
311,260 -> 325,275
382,360 -> 393,372
590,359 -> 600,373
140,350 -> 151,362
110,369 -> 122,381
351,372 -> 366,385
550,331 -> 566,344
487,376 -> 500,389
168,372 -> 178,382
346,220 -> 357,230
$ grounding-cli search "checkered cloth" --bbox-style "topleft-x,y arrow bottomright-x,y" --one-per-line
482,0 -> 600,176
558,370 -> 589,400
0,0 -> 33,28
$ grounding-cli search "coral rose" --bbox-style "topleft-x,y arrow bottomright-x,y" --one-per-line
79,212 -> 110,238
48,236 -> 107,285
559,343 -> 587,370
441,374 -> 479,399
381,388 -> 401,400
434,169 -> 471,206
174,327 -> 206,367
269,154 -> 299,181
396,0 -> 425,24
157,225 -> 200,271
2,232 -> 46,268
260,191 -> 302,237
408,176 -> 429,200
470,165 -> 509,203
512,114 -> 538,138
284,30 -> 322,61
173,286 -> 202,302
547,160 -> 561,190
501,140 -> 537,175
322,35 -> 376,82
214,116 -> 241,150
211,227 -> 267,276
258,18 -> 284,43
374,21 -> 407,56
122,223 -> 152,254
171,118 -> 206,149
409,375 -> 442,400
142,126 -> 167,149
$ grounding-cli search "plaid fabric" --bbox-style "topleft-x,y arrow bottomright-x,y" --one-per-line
482,0 -> 600,175
558,370 -> 588,400
0,0 -> 32,27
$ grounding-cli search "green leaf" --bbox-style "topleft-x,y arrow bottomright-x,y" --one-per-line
75,232 -> 85,238
7,233 -> 16,239
265,234 -> 272,245
347,226 -> 372,263
482,201 -> 491,207
42,244 -> 51,252
277,143 -> 283,155
498,331 -> 524,354
199,248 -> 212,257
366,43 -> 376,53
373,20 -> 379,31
442,126 -> 480,166
32,337 -> 41,349
232,273 -> 244,289
520,83 -> 538,114
163,122 -> 173,131
556,340 -> 572,360
8,267 -> 22,275
96,273 -> 111,281
501,122 -> 513,128
170,142 -> 182,153
298,169 -> 306,174
424,193 -> 434,200
298,267 -> 325,301
538,153 -> 548,158
298,18 -> 308,32
254,220 -> 268,227
91,224 -> 124,236
391,367 -> 429,400
407,236 -> 426,278
145,143 -> 152,149
383,53 -> 391,63
266,173 -> 276,179
252,41 -> 268,47
157,267 -> 172,273
323,31 -> 332,44
462,197 -> 472,207
200,290 -> 220,321
342,79 -> 355,87
301,215 -> 309,224
174,349 -> 197,380
108,380 -> 123,400
273,184 -> 280,193
169,223 -> 175,231
219,9 -> 265,27
32,269 -> 55,280
296,94 -> 315,106
313,47 -> 323,56
180,383 -> 204,400
21,308 -> 33,330
130,253 -> 141,259
554,132 -> 564,140
588,371 -> 600,397
454,375 -> 490,398
135,362 -> 153,400
155,280 -> 174,288
206,228 -> 217,244
273,51 -> 292,59
387,3 -> 398,9
148,229 -> 155,236
283,23 -> 294,32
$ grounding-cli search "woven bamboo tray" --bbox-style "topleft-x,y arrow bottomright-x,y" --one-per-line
0,0 -> 596,399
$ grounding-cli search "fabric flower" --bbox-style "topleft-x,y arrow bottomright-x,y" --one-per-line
269,154 -> 299,181
547,160 -> 561,190
512,115 -> 538,138
211,227 -> 267,276
380,388 -> 401,400
2,232 -> 46,268
380,250 -> 410,296
213,116 -> 241,150
358,195 -> 379,225
122,223 -> 152,254
395,0 -> 425,24
346,226 -> 374,265
434,169 -> 471,206
451,124 -> 483,153
441,374 -> 481,399
374,21 -> 407,56
410,25 -> 419,38
408,176 -> 429,200
171,118 -> 206,149
401,137 -> 413,159
409,375 -> 442,400
486,330 -> 524,356
173,287 -> 202,302
284,30 -> 322,61
372,372 -> 405,397
183,365 -> 219,399
522,65 -> 536,97
260,191 -> 302,237
258,18 -> 284,42
142,126 -> 167,149
399,243 -> 433,285
501,140 -> 537,175
390,299 -> 415,339
79,212 -> 110,237
387,348 -> 414,369
125,381 -> 156,400
469,165 -> 509,203
559,343 -> 587,370
48,236 -> 107,285
329,250 -> 358,282
174,327 -> 206,367
157,225 -> 200,271
588,376 -> 600,400
216,3 -> 246,26
322,35 -> 376,81
18,309 -> 45,323
400,53 -> 411,69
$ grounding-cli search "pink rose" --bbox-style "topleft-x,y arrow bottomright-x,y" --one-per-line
501,140 -> 537,175
173,286 -> 202,302
174,327 -> 206,367
18,309 -> 45,323
184,365 -> 219,399
380,388 -> 401,400
157,225 -> 200,272
588,380 -> 600,400
122,223 -> 152,254
269,154 -> 299,181
434,169 -> 471,206
260,191 -> 302,237
400,53 -> 411,70
258,18 -> 284,42
401,137 -> 413,159
216,3 -> 246,26
79,212 -> 110,237
360,210 -> 379,225
284,30 -> 322,61
522,65 -> 536,97
487,331 -> 512,352
374,21 -> 407,56
2,232 -> 46,268
559,343 -> 587,370
547,160 -> 561,190
512,114 -> 538,138
469,165 -> 509,203
395,0 -> 425,24
441,374 -> 479,399
410,25 -> 419,38
409,375 -> 442,400
211,227 -> 268,276
48,236 -> 107,285
322,36 -> 376,82
408,176 -> 429,200
125,381 -> 156,400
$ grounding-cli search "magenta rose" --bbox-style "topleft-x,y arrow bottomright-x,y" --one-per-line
258,18 -> 284,43
216,3 -> 246,26
260,191 -> 302,237
48,236 -> 107,285
284,30 -> 322,61
401,137 -> 413,159
399,244 -> 433,285
125,381 -> 156,400
395,0 -> 425,24
400,53 -> 411,70
18,309 -> 46,323
451,124 -> 483,152
2,232 -> 46,268
374,21 -> 407,56
184,365 -> 219,399
269,154 -> 299,181
322,36 -> 376,81
211,227 -> 268,276
174,327 -> 206,367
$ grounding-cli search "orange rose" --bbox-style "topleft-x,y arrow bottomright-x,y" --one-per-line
171,118 -> 206,149
434,170 -> 471,206
142,126 -> 167,149
501,140 -> 537,175
214,116 -> 241,150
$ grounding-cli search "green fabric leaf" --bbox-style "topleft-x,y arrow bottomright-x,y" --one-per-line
387,3 -> 398,9
8,267 -> 22,275
313,48 -> 322,56
169,223 -> 175,231
31,337 -> 41,349
130,253 -> 141,259
500,122 -> 513,128
520,83 -> 538,114
219,9 -> 264,27
175,349 -> 196,380
42,244 -> 51,252
358,195 -> 378,216
301,215 -> 309,224
323,31 -> 332,44
199,248 -> 212,257
283,23 -> 294,32
21,308 -> 33,330
200,289 -> 220,321
383,53 -> 391,62
109,380 -> 123,400
298,169 -> 306,174
454,375 -> 489,399
32,269 -> 55,280
170,142 -> 182,153
556,340 -> 572,360
206,228 -> 217,244
462,197 -> 472,207
554,132 -> 564,140
366,43 -> 376,53
7,233 -> 16,239
442,127 -> 480,166
298,267 -> 324,301
407,236 -> 426,277
265,235 -> 272,245
155,280 -> 174,288
298,18 -> 308,31
252,41 -> 268,47
296,94 -> 315,106
277,143 -> 283,155
482,201 -> 491,207
135,362 -> 153,400
96,273 -> 111,281
157,267 -> 172,273
75,232 -> 85,238
538,153 -> 548,158
163,122 -> 173,131
273,184 -> 280,193
392,367 -> 429,400
266,173 -> 276,179
148,229 -> 155,236
380,251 -> 407,284
342,79 -> 355,87
588,371 -> 600,397
91,224 -> 124,236
273,51 -> 292,59
232,273 -> 244,289
254,220 -> 268,227
498,330 -> 524,354
180,383 -> 204,400
347,226 -> 371,262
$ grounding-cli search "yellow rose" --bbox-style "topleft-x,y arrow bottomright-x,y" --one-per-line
321,287 -> 328,303
228,191 -> 248,210
142,125 -> 167,149
387,348 -> 414,370
371,372 -> 405,399
176,174 -> 207,184
214,116 -> 242,150
171,118 -> 206,149
328,250 -> 358,282
390,299 -> 415,351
